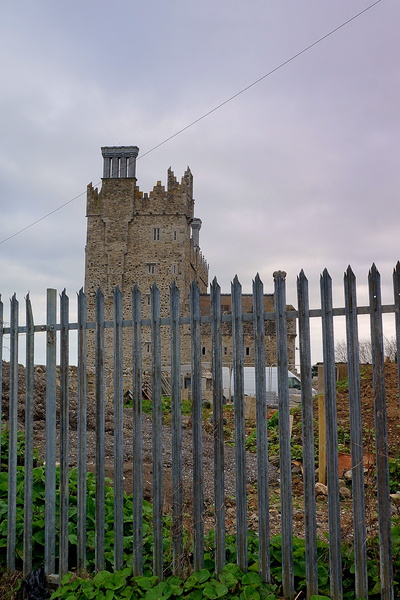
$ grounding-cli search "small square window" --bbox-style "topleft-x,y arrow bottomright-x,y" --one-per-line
153,228 -> 160,241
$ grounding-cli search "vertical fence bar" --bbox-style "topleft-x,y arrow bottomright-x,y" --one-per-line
232,276 -> 248,573
170,282 -> 183,576
113,287 -> 124,571
210,278 -> 225,575
253,274 -> 270,582
344,266 -> 368,599
320,270 -> 342,600
95,289 -> 105,572
132,285 -> 143,576
393,262 -> 400,408
0,296 -> 3,470
23,295 -> 34,577
274,271 -> 294,600
297,271 -> 318,599
369,264 -> 393,600
151,283 -> 164,579
77,289 -> 87,572
59,290 -> 70,579
7,294 -> 18,572
45,288 -> 57,576
190,280 -> 204,572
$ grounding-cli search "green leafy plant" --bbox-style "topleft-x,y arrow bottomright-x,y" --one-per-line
0,424 -> 40,470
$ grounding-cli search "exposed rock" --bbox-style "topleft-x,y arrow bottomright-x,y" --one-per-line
315,482 -> 328,496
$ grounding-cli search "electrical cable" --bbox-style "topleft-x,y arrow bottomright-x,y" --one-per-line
0,0 -> 382,246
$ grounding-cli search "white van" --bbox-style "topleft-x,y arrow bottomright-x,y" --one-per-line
222,366 -> 303,405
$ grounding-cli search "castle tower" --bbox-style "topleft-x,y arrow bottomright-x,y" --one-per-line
84,145 -> 209,369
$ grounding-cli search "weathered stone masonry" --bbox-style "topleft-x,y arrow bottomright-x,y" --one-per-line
84,146 -> 296,374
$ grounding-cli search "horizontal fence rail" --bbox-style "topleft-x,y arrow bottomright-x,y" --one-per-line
0,264 -> 399,599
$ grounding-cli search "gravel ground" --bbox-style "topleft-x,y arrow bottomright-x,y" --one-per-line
1,361 -> 278,527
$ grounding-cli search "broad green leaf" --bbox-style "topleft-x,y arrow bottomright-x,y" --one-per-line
94,571 -> 113,588
184,574 -> 200,590
133,575 -> 157,590
203,580 -> 229,599
104,572 -> 126,590
239,585 -> 260,600
241,572 -> 262,586
221,563 -> 243,579
218,571 -> 238,589
194,568 -> 211,583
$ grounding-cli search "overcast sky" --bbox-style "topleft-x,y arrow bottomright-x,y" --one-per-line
1,0 -> 399,364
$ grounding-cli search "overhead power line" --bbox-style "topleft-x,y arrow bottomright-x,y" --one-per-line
0,0 -> 382,247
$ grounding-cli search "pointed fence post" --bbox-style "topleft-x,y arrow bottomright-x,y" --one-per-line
297,271 -> 318,599
232,276 -> 248,573
253,274 -> 270,583
211,277 -> 225,575
7,294 -> 18,573
393,262 -> 400,409
170,282 -> 183,576
369,264 -> 393,600
320,270 -> 342,600
132,285 -> 143,576
59,290 -> 70,579
274,271 -> 294,600
45,289 -> 57,577
95,289 -> 105,572
113,287 -> 124,571
77,289 -> 87,573
190,279 -> 204,572
344,266 -> 368,599
151,283 -> 164,579
23,295 -> 34,578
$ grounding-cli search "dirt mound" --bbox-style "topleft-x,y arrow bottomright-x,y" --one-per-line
335,362 -> 400,455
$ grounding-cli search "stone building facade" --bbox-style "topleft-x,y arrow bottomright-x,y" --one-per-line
84,146 -> 296,375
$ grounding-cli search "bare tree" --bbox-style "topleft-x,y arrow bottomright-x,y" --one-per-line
334,340 -> 348,363
334,336 -> 397,364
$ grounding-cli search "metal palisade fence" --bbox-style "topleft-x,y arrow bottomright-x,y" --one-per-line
0,264 -> 399,600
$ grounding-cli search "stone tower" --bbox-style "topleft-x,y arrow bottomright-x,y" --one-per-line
84,145 -> 208,368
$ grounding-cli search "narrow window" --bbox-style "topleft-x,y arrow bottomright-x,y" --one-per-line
202,346 -> 206,356
171,263 -> 178,275
173,230 -> 177,241
147,263 -> 156,275
145,294 -> 151,306
153,227 -> 160,241
245,346 -> 250,356
146,343 -> 151,353
224,347 -> 228,356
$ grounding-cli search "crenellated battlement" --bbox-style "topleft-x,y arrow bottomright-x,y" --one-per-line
132,168 -> 194,217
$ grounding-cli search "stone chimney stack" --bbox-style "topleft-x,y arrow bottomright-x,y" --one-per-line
101,145 -> 139,178
191,217 -> 202,247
